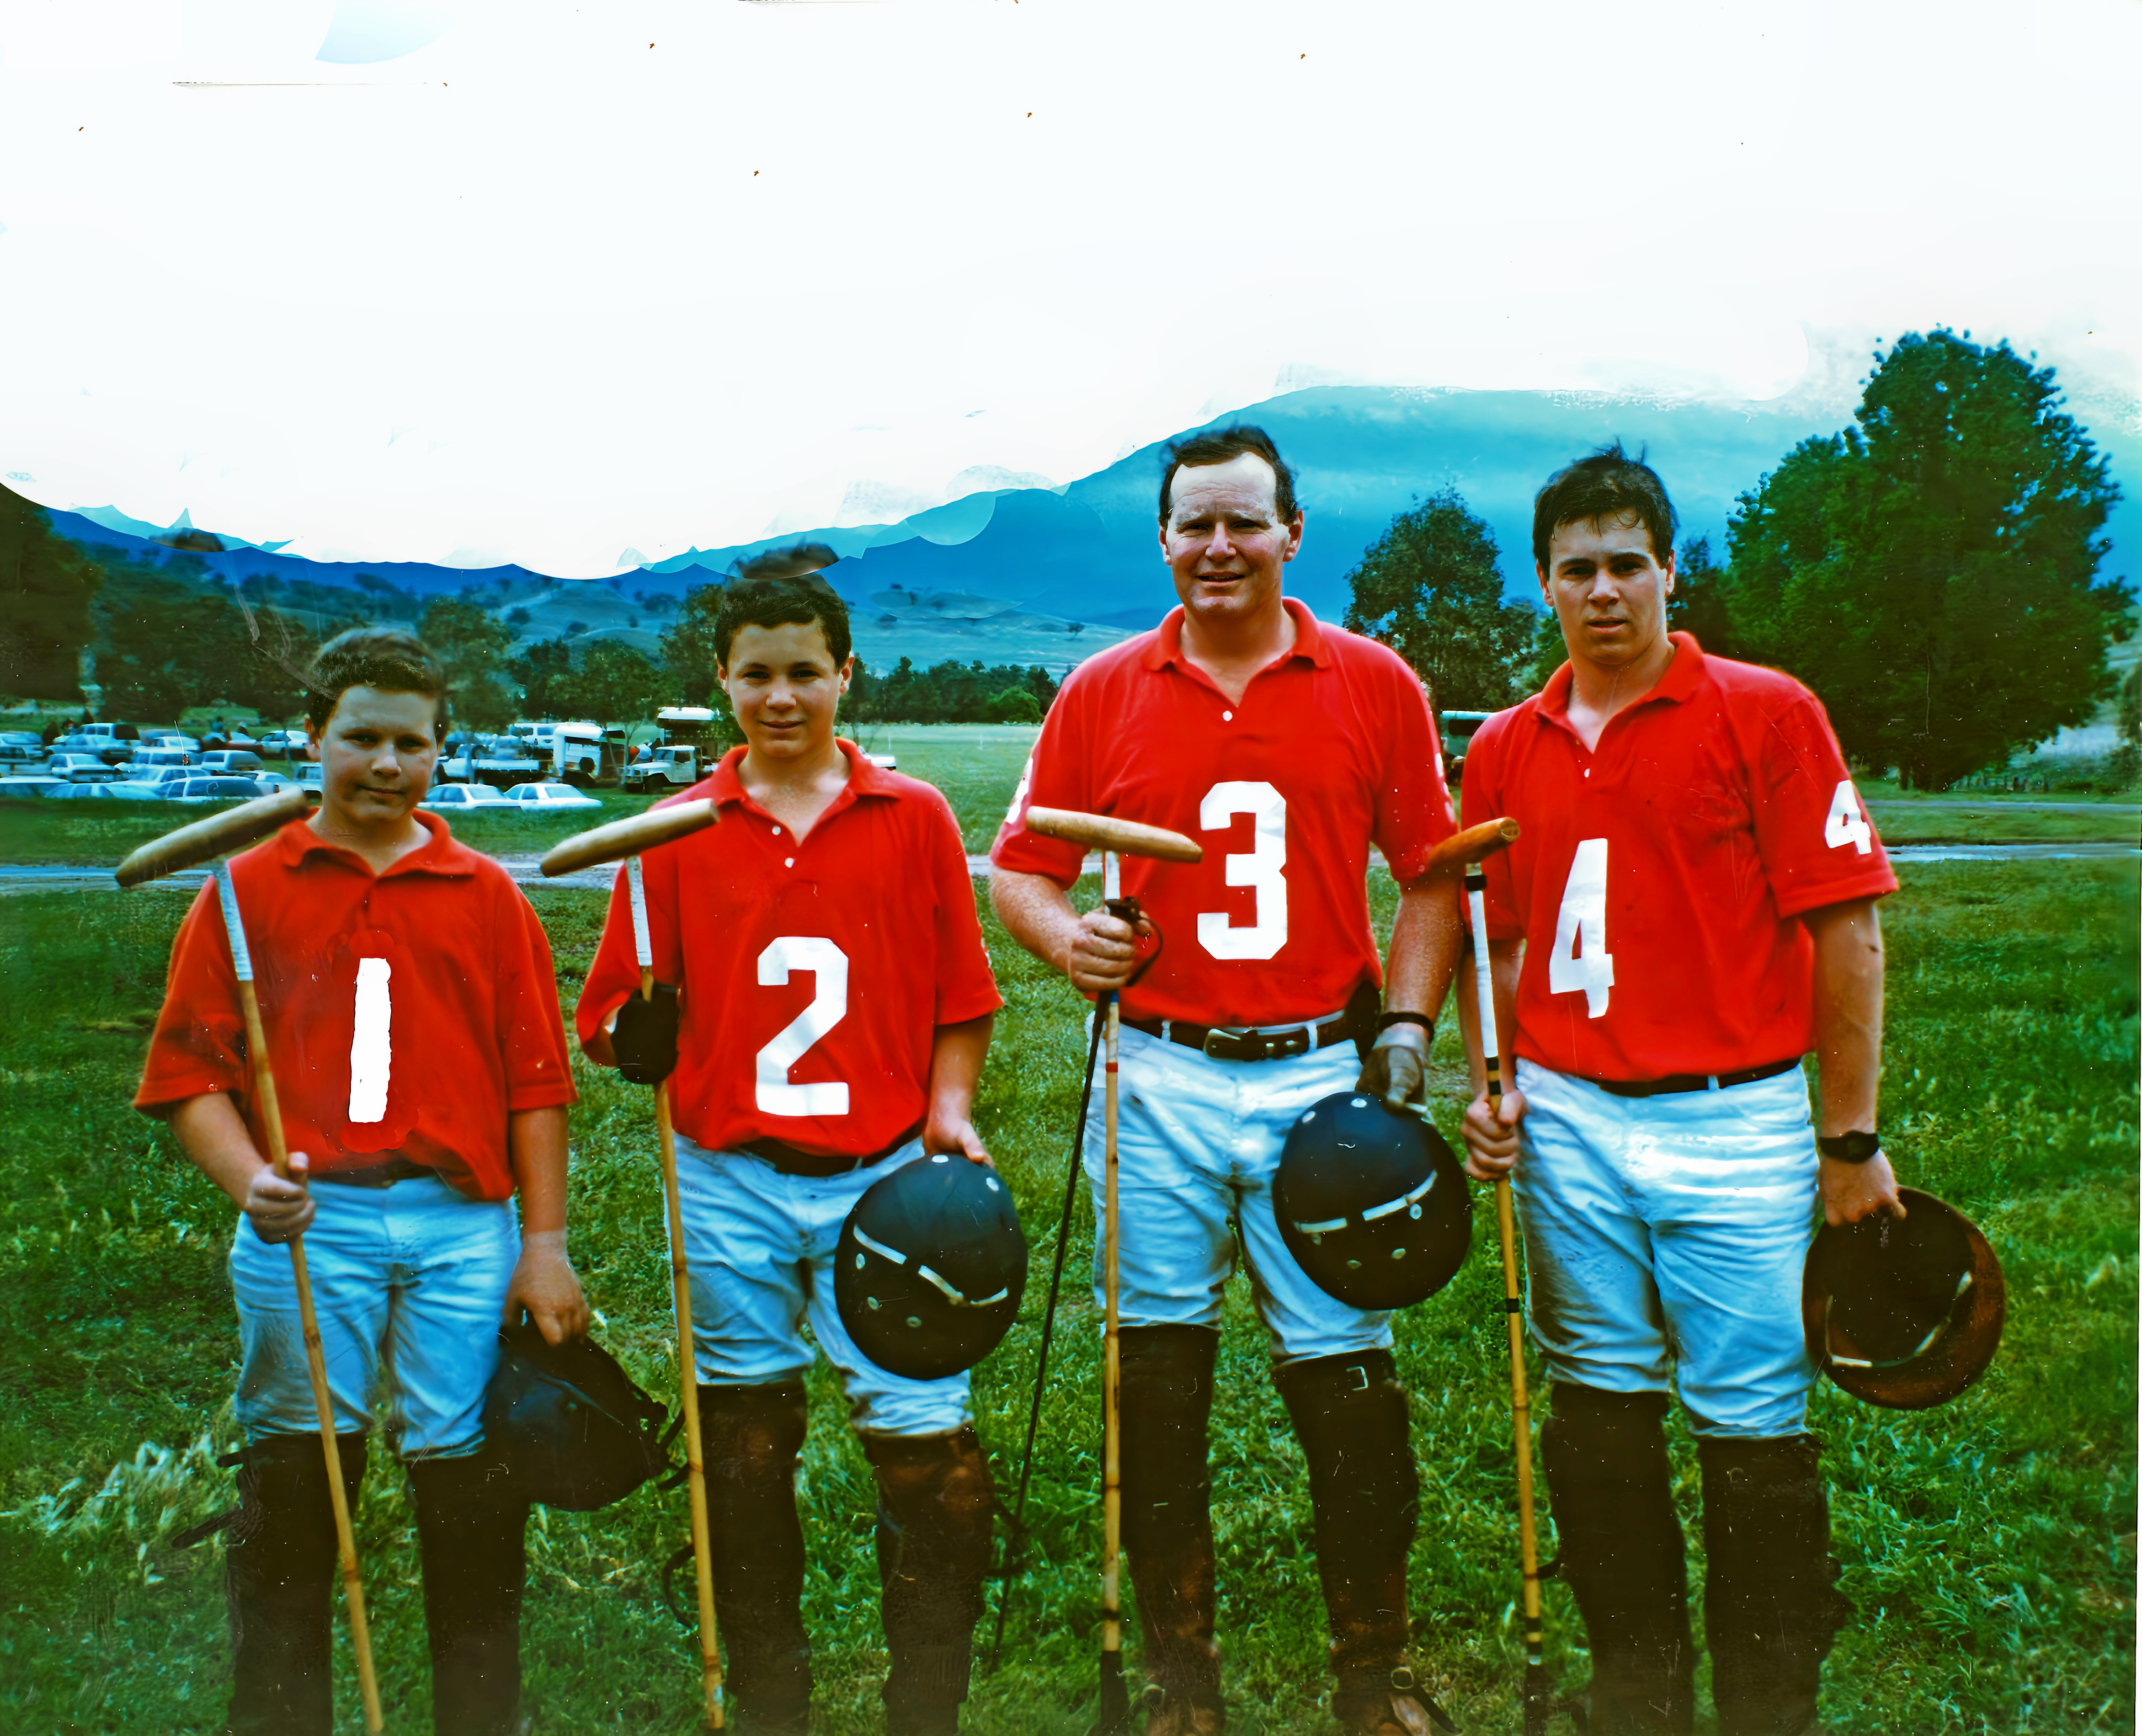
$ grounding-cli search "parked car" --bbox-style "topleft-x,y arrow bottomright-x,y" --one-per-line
202,729 -> 264,752
251,770 -> 303,796
1439,710 -> 1493,778
258,729 -> 311,754
46,753 -> 119,782
622,744 -> 705,792
865,753 -> 898,771
45,780 -> 165,801
124,767 -> 202,791
141,733 -> 201,755
501,782 -> 603,811
200,750 -> 267,775
79,721 -> 141,744
422,783 -> 518,814
166,777 -> 268,804
123,748 -> 200,773
0,775 -> 67,798
294,762 -> 324,789
0,731 -> 46,767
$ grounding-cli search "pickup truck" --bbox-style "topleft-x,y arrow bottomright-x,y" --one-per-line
622,745 -> 704,791
442,741 -> 546,788
1439,710 -> 1493,779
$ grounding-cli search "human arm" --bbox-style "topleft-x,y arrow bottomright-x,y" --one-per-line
1456,936 -> 1528,1181
989,867 -> 1142,995
504,1104 -> 591,1343
1356,873 -> 1467,1109
1803,895 -> 1901,1226
921,1013 -> 996,1164
168,1091 -> 315,1242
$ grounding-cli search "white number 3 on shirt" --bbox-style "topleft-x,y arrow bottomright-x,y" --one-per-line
1198,782 -> 1288,960
1548,837 -> 1615,1019
1824,779 -> 1872,855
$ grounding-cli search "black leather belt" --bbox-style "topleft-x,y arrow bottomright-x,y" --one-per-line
1121,1010 -> 1358,1064
314,1155 -> 431,1189
1587,1057 -> 1802,1099
742,1121 -> 924,1179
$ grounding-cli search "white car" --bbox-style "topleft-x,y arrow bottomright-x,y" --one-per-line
46,753 -> 118,781
0,775 -> 68,798
143,733 -> 201,754
423,783 -> 517,813
200,750 -> 267,775
45,780 -> 167,801
501,782 -> 603,811
251,771 -> 303,796
165,776 -> 267,804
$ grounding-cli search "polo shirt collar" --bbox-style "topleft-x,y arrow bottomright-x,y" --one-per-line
1535,630 -> 1706,722
274,807 -> 478,878
704,738 -> 898,820
1140,596 -> 1332,674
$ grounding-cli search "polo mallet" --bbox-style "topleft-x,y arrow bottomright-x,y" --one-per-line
542,799 -> 725,1728
116,788 -> 386,1736
1020,807 -> 1202,1735
1430,815 -> 1557,1735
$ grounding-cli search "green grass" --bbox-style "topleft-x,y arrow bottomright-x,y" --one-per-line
0,859 -> 2132,1732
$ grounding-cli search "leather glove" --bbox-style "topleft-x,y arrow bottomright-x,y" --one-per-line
1355,1030 -> 1428,1114
612,982 -> 680,1085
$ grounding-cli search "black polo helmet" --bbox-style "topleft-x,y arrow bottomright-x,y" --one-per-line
1801,1188 -> 2005,1411
1275,1092 -> 1472,1310
480,1323 -> 674,1510
835,1153 -> 1028,1380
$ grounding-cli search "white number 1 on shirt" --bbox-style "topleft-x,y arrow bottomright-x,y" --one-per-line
1548,837 -> 1614,1019
1824,779 -> 1872,855
756,936 -> 850,1116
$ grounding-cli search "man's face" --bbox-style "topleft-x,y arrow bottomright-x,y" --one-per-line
1158,453 -> 1303,627
307,686 -> 440,828
720,620 -> 852,761
1539,512 -> 1676,672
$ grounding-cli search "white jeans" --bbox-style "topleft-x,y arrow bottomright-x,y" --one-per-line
1084,1020 -> 1391,1364
1512,1057 -> 1822,1438
231,1175 -> 520,1458
671,1133 -> 973,1438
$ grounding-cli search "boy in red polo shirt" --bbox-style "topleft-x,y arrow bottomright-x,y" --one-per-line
575,549 -> 1003,1736
137,628 -> 586,1736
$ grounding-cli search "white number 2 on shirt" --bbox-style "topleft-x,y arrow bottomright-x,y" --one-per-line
755,936 -> 850,1116
1823,778 -> 1872,855
1548,837 -> 1615,1019
1198,781 -> 1288,960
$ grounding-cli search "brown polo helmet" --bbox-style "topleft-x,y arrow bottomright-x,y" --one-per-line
1801,1188 -> 2006,1410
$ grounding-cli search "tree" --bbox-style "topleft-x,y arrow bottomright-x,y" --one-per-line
987,686 -> 1043,724
511,638 -> 576,718
1667,535 -> 1736,657
566,641 -> 665,728
93,561 -> 331,722
0,482 -> 104,699
1341,489 -> 1538,710
1726,330 -> 2130,789
420,596 -> 520,731
659,583 -> 726,707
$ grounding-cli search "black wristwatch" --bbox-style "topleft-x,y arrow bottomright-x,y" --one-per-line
1375,1010 -> 1435,1041
1817,1131 -> 1883,1165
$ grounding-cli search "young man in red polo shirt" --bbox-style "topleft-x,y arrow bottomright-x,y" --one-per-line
575,548 -> 1003,1736
137,628 -> 587,1736
1459,445 -> 1902,1736
991,428 -> 1467,1736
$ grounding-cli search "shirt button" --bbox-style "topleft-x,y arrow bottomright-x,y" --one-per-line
771,825 -> 782,836
784,857 -> 795,868
1221,710 -> 1233,722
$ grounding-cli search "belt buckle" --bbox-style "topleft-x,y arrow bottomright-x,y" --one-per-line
1201,1027 -> 1245,1061
1268,1028 -> 1311,1061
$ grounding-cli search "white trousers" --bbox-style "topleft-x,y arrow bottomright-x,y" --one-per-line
671,1133 -> 973,1438
231,1175 -> 519,1458
1512,1057 -> 1822,1438
1084,1020 -> 1391,1364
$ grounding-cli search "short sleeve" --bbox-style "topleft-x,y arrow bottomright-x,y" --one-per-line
988,674 -> 1096,885
495,878 -> 577,1110
929,794 -> 1005,1025
1372,662 -> 1458,882
1749,694 -> 1899,918
1458,713 -> 1524,942
135,881 -> 249,1114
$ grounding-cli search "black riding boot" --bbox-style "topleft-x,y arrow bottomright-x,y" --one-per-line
1117,1324 -> 1224,1732
1540,1383 -> 1694,1736
1698,1433 -> 1848,1736
224,1432 -> 368,1736
409,1448 -> 529,1736
700,1381 -> 813,1734
1276,1350 -> 1448,1736
862,1426 -> 999,1736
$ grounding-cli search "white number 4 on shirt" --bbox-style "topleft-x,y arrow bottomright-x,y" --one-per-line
1548,837 -> 1614,1019
1824,779 -> 1872,855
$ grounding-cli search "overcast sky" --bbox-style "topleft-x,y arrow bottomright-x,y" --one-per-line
3,0 -> 2136,576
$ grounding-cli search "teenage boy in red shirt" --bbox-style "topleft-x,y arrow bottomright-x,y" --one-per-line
138,628 -> 586,1736
576,548 -> 1003,1736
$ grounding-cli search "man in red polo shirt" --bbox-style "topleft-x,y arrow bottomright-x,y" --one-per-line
1459,445 -> 1901,1736
991,427 -> 1467,1736
138,628 -> 586,1736
575,550 -> 1003,1736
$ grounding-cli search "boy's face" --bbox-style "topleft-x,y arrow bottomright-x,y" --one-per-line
719,620 -> 852,761
1538,511 -> 1676,673
307,686 -> 441,829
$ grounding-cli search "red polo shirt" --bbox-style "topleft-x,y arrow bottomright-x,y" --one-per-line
990,599 -> 1456,1028
575,741 -> 1002,1160
136,812 -> 576,1200
1460,634 -> 1898,1081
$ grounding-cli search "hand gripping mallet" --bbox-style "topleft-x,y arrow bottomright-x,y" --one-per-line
115,788 -> 386,1736
541,799 -> 725,1728
1020,807 -> 1203,1736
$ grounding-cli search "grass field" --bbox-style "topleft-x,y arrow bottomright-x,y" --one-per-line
0,856 -> 2133,1734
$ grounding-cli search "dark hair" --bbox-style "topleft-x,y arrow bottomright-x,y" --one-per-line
1157,425 -> 1299,525
1531,440 -> 1678,570
715,545 -> 851,669
304,627 -> 448,735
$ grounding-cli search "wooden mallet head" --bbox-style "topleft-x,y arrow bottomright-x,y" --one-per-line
1021,806 -> 1202,864
113,787 -> 320,888
539,797 -> 719,877
1412,816 -> 1520,881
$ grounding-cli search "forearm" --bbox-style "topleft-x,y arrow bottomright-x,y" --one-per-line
169,1091 -> 270,1209
1384,877 -> 1465,1023
927,1014 -> 995,1124
508,1105 -> 572,1237
989,868 -> 1081,975
1804,898 -> 1885,1136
